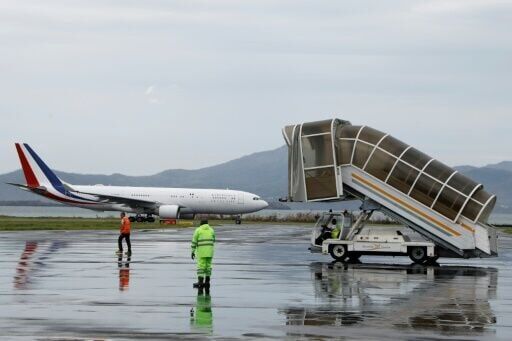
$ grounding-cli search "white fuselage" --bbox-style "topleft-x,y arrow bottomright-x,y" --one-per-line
12,143 -> 269,218
71,185 -> 268,215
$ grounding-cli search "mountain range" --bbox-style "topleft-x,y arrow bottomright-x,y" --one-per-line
0,146 -> 510,212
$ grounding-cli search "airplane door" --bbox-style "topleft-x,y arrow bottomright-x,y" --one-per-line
237,193 -> 244,205
300,122 -> 339,201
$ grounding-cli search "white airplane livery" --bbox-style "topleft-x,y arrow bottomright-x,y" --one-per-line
9,143 -> 269,222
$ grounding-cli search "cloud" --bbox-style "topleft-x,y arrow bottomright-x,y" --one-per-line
145,85 -> 160,104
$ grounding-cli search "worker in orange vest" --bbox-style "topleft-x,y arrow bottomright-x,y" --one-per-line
117,212 -> 132,255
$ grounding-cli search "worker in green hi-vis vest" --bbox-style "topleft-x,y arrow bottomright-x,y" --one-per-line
191,219 -> 215,289
331,218 -> 341,239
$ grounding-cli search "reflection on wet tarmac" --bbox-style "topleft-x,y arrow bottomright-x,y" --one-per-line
13,241 -> 38,290
118,256 -> 131,291
14,241 -> 67,290
281,262 -> 497,336
190,288 -> 213,333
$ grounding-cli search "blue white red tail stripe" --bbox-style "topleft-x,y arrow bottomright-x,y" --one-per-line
15,143 -> 39,188
14,143 -> 99,205
23,144 -> 66,194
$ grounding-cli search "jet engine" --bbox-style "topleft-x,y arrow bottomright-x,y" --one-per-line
158,205 -> 180,219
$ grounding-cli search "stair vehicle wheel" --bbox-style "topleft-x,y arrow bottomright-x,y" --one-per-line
146,216 -> 156,223
408,246 -> 427,264
329,244 -> 348,261
136,215 -> 144,223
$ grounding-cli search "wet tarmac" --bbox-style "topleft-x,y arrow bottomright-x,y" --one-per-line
1,224 -> 512,340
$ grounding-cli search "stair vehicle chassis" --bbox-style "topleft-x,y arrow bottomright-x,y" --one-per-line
283,118 -> 498,262
311,211 -> 437,264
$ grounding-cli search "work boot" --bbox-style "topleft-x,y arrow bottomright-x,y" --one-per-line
205,276 -> 211,290
193,277 -> 204,289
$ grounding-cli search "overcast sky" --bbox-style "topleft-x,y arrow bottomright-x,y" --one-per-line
0,0 -> 510,175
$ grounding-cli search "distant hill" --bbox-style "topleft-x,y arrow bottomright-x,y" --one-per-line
452,165 -> 477,173
454,166 -> 512,212
1,145 -> 511,213
485,161 -> 512,173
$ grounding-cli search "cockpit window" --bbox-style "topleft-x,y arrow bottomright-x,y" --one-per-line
253,197 -> 260,200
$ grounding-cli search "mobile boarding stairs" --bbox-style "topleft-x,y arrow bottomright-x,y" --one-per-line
282,119 -> 498,262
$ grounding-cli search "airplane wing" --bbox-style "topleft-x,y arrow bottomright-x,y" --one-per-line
74,191 -> 159,210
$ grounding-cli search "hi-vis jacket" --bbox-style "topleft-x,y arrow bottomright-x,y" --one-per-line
120,217 -> 131,234
191,224 -> 215,258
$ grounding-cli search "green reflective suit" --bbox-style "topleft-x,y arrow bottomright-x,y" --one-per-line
331,223 -> 341,239
191,224 -> 215,278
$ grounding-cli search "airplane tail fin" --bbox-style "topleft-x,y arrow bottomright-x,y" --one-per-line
14,143 -> 66,193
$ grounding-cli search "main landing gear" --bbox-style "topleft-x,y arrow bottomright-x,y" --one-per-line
128,214 -> 155,223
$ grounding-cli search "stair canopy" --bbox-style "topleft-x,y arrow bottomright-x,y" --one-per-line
283,119 -> 496,224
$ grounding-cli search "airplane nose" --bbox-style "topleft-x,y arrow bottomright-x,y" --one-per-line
260,200 -> 269,209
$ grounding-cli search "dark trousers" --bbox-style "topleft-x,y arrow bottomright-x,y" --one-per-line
118,233 -> 131,252
315,231 -> 332,246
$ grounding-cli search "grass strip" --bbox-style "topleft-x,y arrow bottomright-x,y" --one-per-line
0,216 -> 314,231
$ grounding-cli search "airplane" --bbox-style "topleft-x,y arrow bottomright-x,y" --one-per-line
8,143 -> 269,223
